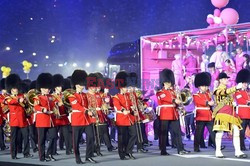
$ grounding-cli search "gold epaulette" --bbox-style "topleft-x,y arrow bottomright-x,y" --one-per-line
113,95 -> 119,100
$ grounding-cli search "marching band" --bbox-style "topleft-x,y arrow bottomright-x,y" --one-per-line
0,67 -> 249,164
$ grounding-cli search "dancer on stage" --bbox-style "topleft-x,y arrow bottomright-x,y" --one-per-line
213,72 -> 247,158
234,69 -> 250,151
157,68 -> 190,155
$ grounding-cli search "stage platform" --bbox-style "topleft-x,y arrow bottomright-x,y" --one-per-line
0,140 -> 249,166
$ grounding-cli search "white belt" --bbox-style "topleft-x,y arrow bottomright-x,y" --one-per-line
237,105 -> 250,108
36,111 -> 53,114
158,104 -> 175,108
116,110 -> 130,114
72,110 -> 81,113
195,107 -> 210,110
156,105 -> 175,116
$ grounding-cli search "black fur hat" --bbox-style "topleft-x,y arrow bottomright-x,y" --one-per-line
236,69 -> 250,84
71,70 -> 88,87
194,72 -> 211,88
115,71 -> 129,88
29,80 -> 36,90
62,78 -> 71,91
52,74 -> 64,89
128,72 -> 138,87
87,73 -> 99,88
36,73 -> 53,90
5,74 -> 21,93
103,77 -> 113,89
0,78 -> 6,90
159,68 -> 175,87
208,62 -> 215,68
19,81 -> 29,93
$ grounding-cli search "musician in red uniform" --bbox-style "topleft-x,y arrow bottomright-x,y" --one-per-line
128,72 -> 148,153
34,73 -> 57,162
5,74 -> 32,159
234,69 -> 250,151
68,70 -> 96,164
112,71 -> 137,160
52,74 -> 72,155
157,69 -> 190,155
193,72 -> 216,152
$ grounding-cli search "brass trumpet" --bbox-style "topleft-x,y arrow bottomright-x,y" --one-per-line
62,89 -> 75,113
175,88 -> 193,115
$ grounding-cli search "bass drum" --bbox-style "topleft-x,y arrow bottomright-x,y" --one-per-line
107,111 -> 116,126
142,107 -> 157,123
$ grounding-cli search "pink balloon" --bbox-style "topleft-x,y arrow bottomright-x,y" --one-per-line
207,17 -> 214,24
213,9 -> 221,17
220,8 -> 239,25
211,0 -> 229,8
247,31 -> 250,38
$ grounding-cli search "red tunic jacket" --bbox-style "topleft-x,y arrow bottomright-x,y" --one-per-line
0,94 -> 8,125
193,92 -> 213,121
6,94 -> 28,127
34,94 -> 56,128
234,90 -> 250,119
112,93 -> 135,126
156,89 -> 179,120
53,93 -> 70,126
68,92 -> 91,126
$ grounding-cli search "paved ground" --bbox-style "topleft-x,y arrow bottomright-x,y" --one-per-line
0,139 -> 250,166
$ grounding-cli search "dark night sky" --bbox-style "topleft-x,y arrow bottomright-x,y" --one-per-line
0,0 -> 249,79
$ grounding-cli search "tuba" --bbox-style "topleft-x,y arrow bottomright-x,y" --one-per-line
26,89 -> 39,116
62,89 -> 75,113
176,88 -> 193,115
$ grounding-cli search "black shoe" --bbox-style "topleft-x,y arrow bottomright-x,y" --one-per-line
120,156 -> 129,160
76,160 -> 84,164
200,146 -> 207,149
33,147 -> 38,153
194,149 -> 200,152
108,146 -> 117,152
171,145 -> 177,149
161,151 -> 170,156
241,147 -> 247,151
96,151 -> 103,156
45,156 -> 51,161
209,144 -> 215,148
235,154 -> 248,158
85,157 -> 97,163
137,148 -> 148,153
11,156 -> 19,159
1,146 -> 9,151
179,150 -> 190,155
221,145 -> 226,150
127,153 -> 136,159
49,155 -> 57,161
24,154 -> 33,158
60,147 -> 66,150
66,151 -> 74,155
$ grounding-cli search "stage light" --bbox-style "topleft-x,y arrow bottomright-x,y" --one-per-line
72,63 -> 77,67
19,50 -> 24,53
98,62 -> 104,68
30,17 -> 33,20
45,55 -> 49,59
5,47 -> 11,51
34,64 -> 38,67
85,62 -> 90,67
58,64 -> 63,67
51,40 -> 55,43
64,62 -> 67,66
52,35 -> 56,39
110,35 -> 115,39
32,52 -> 36,56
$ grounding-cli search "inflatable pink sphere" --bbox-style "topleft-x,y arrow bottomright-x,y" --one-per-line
220,8 -> 239,25
214,9 -> 221,17
211,0 -> 229,8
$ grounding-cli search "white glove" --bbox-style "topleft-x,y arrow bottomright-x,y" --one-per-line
236,83 -> 243,90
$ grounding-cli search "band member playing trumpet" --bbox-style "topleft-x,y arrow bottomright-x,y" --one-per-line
157,69 -> 190,155
0,78 -> 8,151
213,72 -> 247,158
112,71 -> 137,160
34,73 -> 57,162
68,70 -> 96,164
193,72 -> 216,152
234,69 -> 250,151
5,74 -> 32,159
52,74 -> 72,155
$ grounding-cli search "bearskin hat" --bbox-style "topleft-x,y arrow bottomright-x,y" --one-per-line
0,78 -> 6,90
19,81 -> 29,93
128,72 -> 138,87
115,71 -> 129,88
52,74 -> 64,89
5,74 -> 21,93
208,62 -> 215,68
36,73 -> 53,90
159,68 -> 175,87
87,73 -> 99,88
103,77 -> 113,89
62,78 -> 71,91
71,70 -> 88,87
236,69 -> 250,84
29,80 -> 36,90
194,72 -> 211,88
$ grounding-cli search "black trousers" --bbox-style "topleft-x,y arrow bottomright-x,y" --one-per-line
0,124 -> 6,149
59,127 -> 64,149
110,125 -> 117,140
28,124 -> 38,150
72,125 -> 94,163
136,122 -> 148,149
117,125 -> 137,159
55,125 -> 72,153
160,120 -> 184,153
94,124 -> 112,151
194,121 -> 215,150
37,127 -> 57,160
16,128 -> 23,153
240,119 -> 250,150
153,118 -> 160,140
10,126 -> 30,158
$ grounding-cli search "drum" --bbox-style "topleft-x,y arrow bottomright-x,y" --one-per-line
142,107 -> 157,123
